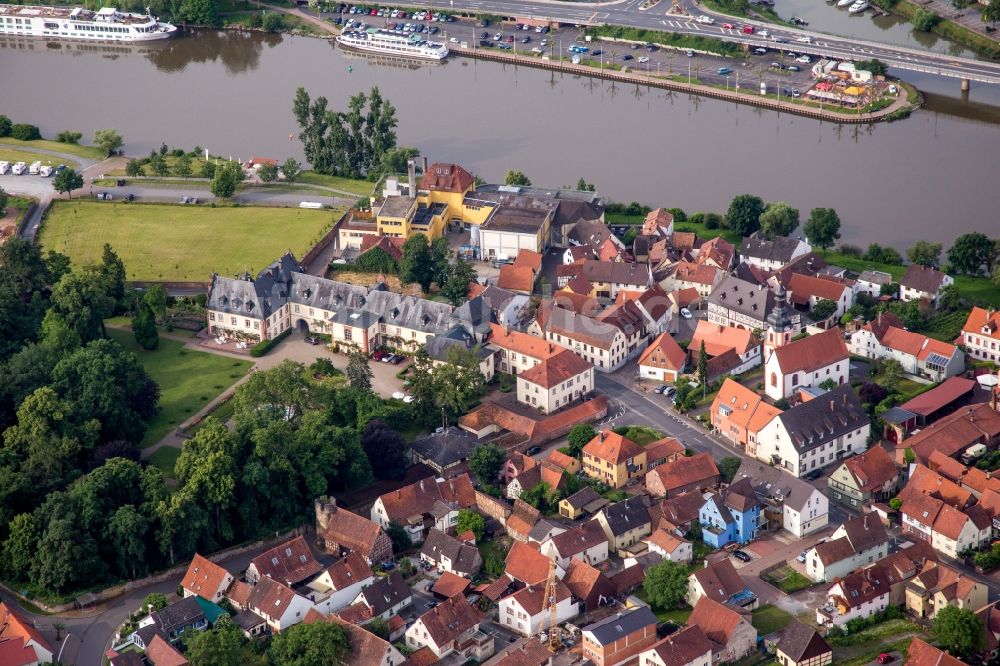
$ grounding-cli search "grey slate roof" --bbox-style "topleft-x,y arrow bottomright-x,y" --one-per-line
739,232 -> 807,264
528,519 -> 565,543
563,487 -> 604,511
232,609 -> 266,632
734,460 -> 819,513
775,385 -> 868,454
411,427 -> 478,469
709,275 -> 778,320
482,206 -> 551,234
151,596 -> 205,635
360,571 -> 411,615
568,219 -> 614,247
479,285 -> 521,314
778,619 -> 831,661
419,529 -> 482,576
544,306 -> 622,350
476,182 -> 601,204
133,623 -> 164,648
424,336 -> 492,363
582,605 -> 658,646
598,496 -> 651,537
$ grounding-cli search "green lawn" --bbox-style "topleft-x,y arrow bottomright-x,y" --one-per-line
0,148 -> 80,170
187,399 -> 237,437
296,171 -> 376,197
107,329 -> 252,447
761,566 -> 814,594
148,446 -> 182,478
0,138 -> 104,160
613,425 -> 665,446
40,201 -> 342,282
751,604 -> 794,635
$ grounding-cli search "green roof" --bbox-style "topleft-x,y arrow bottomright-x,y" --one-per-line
194,597 -> 228,624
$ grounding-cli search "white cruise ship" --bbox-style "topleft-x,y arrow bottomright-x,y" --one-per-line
0,5 -> 176,42
336,28 -> 448,61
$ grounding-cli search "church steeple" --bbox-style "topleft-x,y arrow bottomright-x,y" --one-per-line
764,284 -> 793,360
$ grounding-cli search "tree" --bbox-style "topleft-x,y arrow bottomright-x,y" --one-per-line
200,161 -> 216,179
520,482 -> 553,512
803,208 -> 841,250
985,0 -> 1000,25
183,617 -> 246,666
643,560 -> 689,610
819,378 -> 838,391
408,346 -> 486,420
719,457 -> 741,483
442,259 -> 478,305
907,240 -> 942,267
0,115 -> 11,137
859,381 -> 889,406
456,509 -> 486,540
430,236 -> 453,289
469,444 -> 506,486
267,621 -> 349,666
576,177 -> 596,191
504,170 -> 531,186
52,167 -> 83,198
210,161 -> 243,199
149,154 -> 170,177
11,124 -> 40,141
2,513 -> 38,579
725,194 -> 765,237
346,350 -> 373,391
993,264 -> 1000,287
281,158 -> 301,183
695,341 -> 709,397
0,186 -> 7,216
856,58 -> 888,76
937,285 -> 963,313
175,420 -> 237,543
144,284 -> 168,321
310,357 -> 336,377
93,129 -> 124,157
864,243 -> 904,265
361,419 -> 407,481
399,233 -> 434,293
125,159 -> 143,177
912,7 -> 940,30
948,232 -> 995,276
879,358 -> 904,392
50,266 -> 116,342
262,11 -> 283,31
386,521 -> 411,553
933,606 -> 984,659
258,162 -> 279,183
758,202 -> 799,239
144,592 -> 169,612
132,302 -> 159,350
567,424 -> 597,457
174,154 -> 193,178
179,0 -> 220,26
57,131 -> 82,144
810,299 -> 838,322
100,243 -> 127,310
106,505 -> 148,580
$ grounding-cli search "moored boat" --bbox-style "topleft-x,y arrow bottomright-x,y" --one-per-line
0,4 -> 176,42
336,28 -> 448,61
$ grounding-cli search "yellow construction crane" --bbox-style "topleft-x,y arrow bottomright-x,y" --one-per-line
545,557 -> 562,653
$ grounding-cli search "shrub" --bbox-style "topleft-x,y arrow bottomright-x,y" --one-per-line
250,328 -> 292,357
912,8 -> 940,31
262,11 -> 283,32
11,123 -> 41,141
56,131 -> 82,144
0,115 -> 11,137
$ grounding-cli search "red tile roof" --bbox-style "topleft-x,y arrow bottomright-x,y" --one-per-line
402,647 -> 438,666
432,571 -> 471,598
416,594 -> 482,646
645,437 -> 685,464
488,323 -> 561,361
316,504 -> 389,563
513,249 -> 543,273
583,430 -> 645,465
843,446 -> 899,494
905,637 -> 965,666
562,558 -> 614,608
323,552 -> 373,590
146,634 -> 189,666
772,327 -> 848,374
359,235 -> 404,262
646,528 -> 688,554
610,563 -> 645,595
505,581 -> 571,616
879,327 -> 959,363
0,640 -> 41,666
963,307 -> 1000,342
648,453 -> 720,495
786,272 -> 851,304
547,521 -> 607,558
0,602 -> 52,660
497,264 -> 536,293
646,626 -> 715,666
690,321 -> 757,357
698,237 -> 735,270
669,287 -> 702,308
225,581 -> 251,609
247,576 -> 299,621
687,596 -> 751,646
419,163 -> 474,193
643,208 -> 674,235
638,332 -> 687,372
505,541 -> 551,586
899,377 -> 976,417
507,500 -> 542,541
903,403 -> 1000,464
249,535 -> 323,587
546,450 -> 578,470
376,475 -> 476,525
181,554 -> 232,601
674,261 -> 721,286
898,464 -> 973,509
710,379 -> 782,434
485,638 -> 553,665
517,348 -> 592,389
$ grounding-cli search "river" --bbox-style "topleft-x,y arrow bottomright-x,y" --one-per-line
1,30 -> 998,249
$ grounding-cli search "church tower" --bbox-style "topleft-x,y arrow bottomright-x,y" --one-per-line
764,284 -> 793,361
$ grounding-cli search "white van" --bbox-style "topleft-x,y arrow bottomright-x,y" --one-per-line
40,165 -> 53,177
29,161 -> 42,175
299,201 -> 323,209
12,162 -> 27,175
760,81 -> 767,95
0,161 -> 9,175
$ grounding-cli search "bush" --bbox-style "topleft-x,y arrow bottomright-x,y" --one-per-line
912,8 -> 940,31
56,131 -> 82,144
250,328 -> 292,357
262,11 -> 284,32
0,115 -> 11,137
11,123 -> 41,141
704,213 -> 723,229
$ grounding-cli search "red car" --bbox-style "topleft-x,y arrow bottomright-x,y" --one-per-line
722,22 -> 734,29
742,25 -> 755,34
369,8 -> 377,15
372,349 -> 386,361
877,655 -> 894,664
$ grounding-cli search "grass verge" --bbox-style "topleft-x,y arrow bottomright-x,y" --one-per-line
107,329 -> 252,447
0,148 -> 80,170
39,201 -> 343,282
0,138 -> 104,160
873,0 -> 1000,59
296,171 -> 376,196
751,604 -> 795,634
585,25 -> 742,57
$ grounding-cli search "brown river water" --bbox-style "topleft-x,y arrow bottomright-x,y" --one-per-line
1,29 -> 998,249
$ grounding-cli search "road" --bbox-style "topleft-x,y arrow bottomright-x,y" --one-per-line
369,0 -> 1000,84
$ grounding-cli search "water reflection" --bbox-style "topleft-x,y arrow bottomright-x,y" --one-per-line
144,29 -> 285,75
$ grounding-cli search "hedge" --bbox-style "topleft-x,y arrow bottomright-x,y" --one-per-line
250,328 -> 291,357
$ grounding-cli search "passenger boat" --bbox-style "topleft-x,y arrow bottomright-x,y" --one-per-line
848,0 -> 870,12
336,27 -> 448,60
0,5 -> 176,41
837,0 -> 855,7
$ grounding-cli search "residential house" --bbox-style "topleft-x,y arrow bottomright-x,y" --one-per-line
622,284 -> 673,336
516,348 -> 594,414
598,299 -> 652,361
580,605 -> 659,666
708,276 -> 788,332
540,521 -> 609,569
592,496 -> 653,553
827,446 -> 901,509
900,495 -> 991,557
409,427 -> 479,474
897,463 -> 974,509
0,602 -> 54,666
303,610 -> 406,666
405,595 -> 493,661
145,634 -> 189,666
734,460 -> 829,537
480,285 -> 530,328
640,627 -> 714,666
645,437 -> 686,471
644,528 -> 693,563
899,402 -> 1000,466
904,560 -> 988,620
643,208 -> 675,237
582,430 -> 647,489
246,535 -> 323,587
687,596 -> 757,663
303,552 -> 375,616
961,307 -> 1000,364
899,264 -> 953,308
181,554 -> 233,604
134,596 -> 214,648
976,601 -> 1000,663
816,566 -> 890,627
905,638 -> 965,666
504,541 -> 557,586
547,449 -> 583,475
555,260 -> 651,299
507,499 -> 542,542
532,304 -> 631,372
246,577 -> 312,632
878,542 -> 939,606
687,558 -> 757,610
654,490 -> 707,534
483,638 -> 555,666
645,453 -> 720,498
753,385 -> 870,478
489,323 -> 563,376
563,558 -> 616,612
638,332 -> 688,383
780,272 -> 854,320
711,379 -> 782,452
764,328 -> 849,401
739,233 -> 811,272
352,571 -> 412,622
610,564 -> 646,597
315,497 -> 394,565
849,322 -> 964,382
432,571 -> 472,600
805,514 -> 889,582
502,451 -> 539,487
370,475 -> 476,543
507,463 -> 567,504
667,261 -> 724,298
559,487 -> 610,520
698,236 -> 736,272
424,335 -> 495,382
497,582 -> 577,637
856,270 -> 893,298
419,529 -> 482,578
774,620 -> 832,666
690,322 -> 762,375
698,477 -> 762,548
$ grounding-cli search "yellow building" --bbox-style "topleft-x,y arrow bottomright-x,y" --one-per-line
581,430 -> 647,489
375,162 -> 488,241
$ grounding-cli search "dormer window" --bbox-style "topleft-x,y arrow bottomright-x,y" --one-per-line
246,302 -> 254,312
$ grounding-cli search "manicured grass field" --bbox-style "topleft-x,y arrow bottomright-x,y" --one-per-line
0,148 -> 79,170
107,329 -> 252,447
296,171 -> 375,197
40,201 -> 342,282
751,604 -> 795,635
0,138 -> 104,160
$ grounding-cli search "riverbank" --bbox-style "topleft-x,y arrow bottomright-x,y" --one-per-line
871,0 -> 1000,60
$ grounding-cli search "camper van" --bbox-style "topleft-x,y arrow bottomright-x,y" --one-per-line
28,161 -> 42,175
0,161 -> 9,175
11,162 -> 27,175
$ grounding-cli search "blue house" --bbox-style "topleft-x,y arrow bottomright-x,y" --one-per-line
699,477 -> 761,548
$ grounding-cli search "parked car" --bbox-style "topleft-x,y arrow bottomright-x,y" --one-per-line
722,22 -> 734,29
742,25 -> 755,34
796,35 -> 812,43
787,65 -> 800,72
655,384 -> 668,394
664,387 -> 676,398
123,193 -> 135,201
796,55 -> 811,63
803,469 -> 822,480
877,655 -> 894,664
797,551 -> 807,563
686,50 -> 694,57
179,196 -> 190,204
526,446 -> 542,456
680,307 -> 693,319
637,56 -> 649,63
372,349 -> 386,361
695,14 -> 714,23
770,62 -> 783,69
732,550 -> 752,562
382,353 -> 396,363
753,47 -> 768,54
717,67 -> 732,75
305,336 -> 320,345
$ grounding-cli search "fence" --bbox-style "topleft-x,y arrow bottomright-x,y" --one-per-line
300,209 -> 352,275
16,202 -> 38,238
